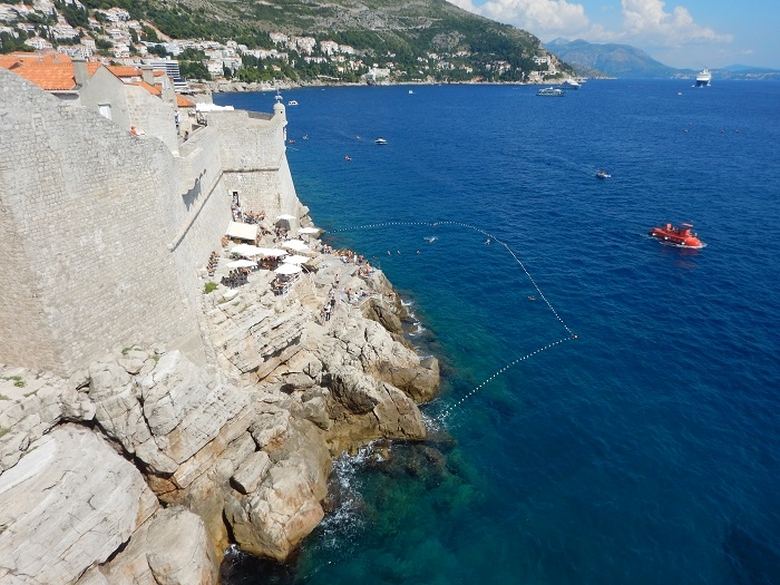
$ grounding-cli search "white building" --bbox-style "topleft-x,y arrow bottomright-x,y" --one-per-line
365,67 -> 390,84
81,36 -> 96,52
25,36 -> 53,51
290,36 -> 316,54
0,5 -> 19,21
206,60 -> 224,78
51,20 -> 78,40
101,7 -> 131,22
320,40 -> 339,56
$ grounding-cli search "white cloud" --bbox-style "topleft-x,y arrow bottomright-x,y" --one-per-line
621,0 -> 732,45
449,0 -> 739,67
451,0 -> 592,39
450,0 -> 732,48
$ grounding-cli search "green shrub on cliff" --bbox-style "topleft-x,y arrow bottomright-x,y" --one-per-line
2,375 -> 26,388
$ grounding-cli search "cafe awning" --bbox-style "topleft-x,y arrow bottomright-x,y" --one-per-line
225,221 -> 258,241
282,239 -> 311,253
274,263 -> 302,275
231,244 -> 264,257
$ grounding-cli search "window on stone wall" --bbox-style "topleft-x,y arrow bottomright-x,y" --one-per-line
98,103 -> 112,120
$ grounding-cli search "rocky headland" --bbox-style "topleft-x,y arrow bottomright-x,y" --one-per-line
0,223 -> 439,584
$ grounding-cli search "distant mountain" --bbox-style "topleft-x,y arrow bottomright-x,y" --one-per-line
545,39 -> 780,80
716,64 -> 780,80
544,38 -> 677,78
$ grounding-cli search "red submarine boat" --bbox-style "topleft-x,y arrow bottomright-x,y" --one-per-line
648,222 -> 703,249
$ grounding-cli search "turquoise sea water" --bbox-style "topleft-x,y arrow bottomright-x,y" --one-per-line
216,81 -> 780,584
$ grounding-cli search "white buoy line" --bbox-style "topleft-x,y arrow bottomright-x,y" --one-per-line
328,220 -> 578,421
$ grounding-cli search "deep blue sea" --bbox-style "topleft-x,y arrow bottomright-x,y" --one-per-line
215,80 -> 780,585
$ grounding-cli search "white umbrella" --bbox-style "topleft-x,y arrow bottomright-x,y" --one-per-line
298,226 -> 321,235
226,259 -> 255,268
274,263 -> 302,275
282,239 -> 311,253
282,254 -> 309,264
256,247 -> 288,258
231,244 -> 263,257
277,213 -> 297,221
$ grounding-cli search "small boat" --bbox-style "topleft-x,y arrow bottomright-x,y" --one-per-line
561,78 -> 581,90
287,100 -> 299,106
344,155 -> 351,161
374,137 -> 388,145
408,89 -> 414,94
537,87 -> 565,97
648,222 -> 704,249
596,170 -> 611,179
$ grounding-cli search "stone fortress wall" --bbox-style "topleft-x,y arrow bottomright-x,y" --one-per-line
0,68 -> 301,375
0,68 -> 442,582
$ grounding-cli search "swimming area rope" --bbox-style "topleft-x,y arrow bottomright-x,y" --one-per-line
328,220 -> 577,421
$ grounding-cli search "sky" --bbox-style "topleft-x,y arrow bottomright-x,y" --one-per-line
449,0 -> 780,69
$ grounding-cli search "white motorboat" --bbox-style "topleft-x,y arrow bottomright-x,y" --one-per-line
561,78 -> 581,90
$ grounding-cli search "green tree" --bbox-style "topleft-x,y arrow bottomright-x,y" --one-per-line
179,59 -> 211,80
179,47 -> 206,61
149,44 -> 168,57
0,31 -> 28,54
61,3 -> 89,29
141,25 -> 160,43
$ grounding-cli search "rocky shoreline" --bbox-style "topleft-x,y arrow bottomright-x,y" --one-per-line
0,218 -> 439,584
192,77 -> 567,96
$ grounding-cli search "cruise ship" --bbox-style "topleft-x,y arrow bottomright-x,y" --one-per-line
695,68 -> 712,87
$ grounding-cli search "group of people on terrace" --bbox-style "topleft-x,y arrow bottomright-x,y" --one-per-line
215,192 -> 383,305
222,268 -> 251,288
338,248 -> 376,276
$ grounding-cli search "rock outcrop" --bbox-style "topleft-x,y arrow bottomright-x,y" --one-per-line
0,240 -> 440,583
0,425 -> 158,585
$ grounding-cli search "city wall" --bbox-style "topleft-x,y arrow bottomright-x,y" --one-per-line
0,70 -> 301,375
206,106 -> 301,220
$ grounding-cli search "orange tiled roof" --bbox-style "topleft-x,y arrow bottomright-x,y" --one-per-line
133,80 -> 161,96
176,94 -> 196,108
0,52 -> 102,92
4,61 -> 76,91
106,65 -> 141,78
0,52 -> 72,65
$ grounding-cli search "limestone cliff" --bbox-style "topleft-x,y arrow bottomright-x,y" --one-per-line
0,241 -> 439,584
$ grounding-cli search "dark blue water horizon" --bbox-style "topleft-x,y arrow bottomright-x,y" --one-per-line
216,80 -> 780,585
